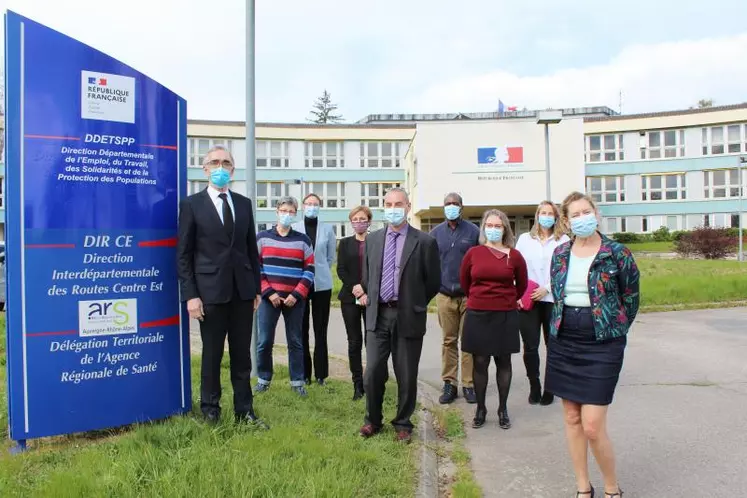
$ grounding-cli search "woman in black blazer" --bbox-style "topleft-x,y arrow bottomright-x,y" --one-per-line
336,205 -> 373,400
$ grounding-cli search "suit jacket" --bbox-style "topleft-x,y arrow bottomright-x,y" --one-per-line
362,225 -> 441,338
292,220 -> 336,291
336,235 -> 366,304
176,188 -> 261,304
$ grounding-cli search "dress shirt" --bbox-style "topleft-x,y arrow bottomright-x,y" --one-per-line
206,186 -> 235,225
380,223 -> 409,302
515,232 -> 570,303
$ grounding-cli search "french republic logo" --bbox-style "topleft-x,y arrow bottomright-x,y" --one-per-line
81,70 -> 136,124
477,146 -> 524,166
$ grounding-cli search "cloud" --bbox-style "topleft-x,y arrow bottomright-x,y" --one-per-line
405,34 -> 747,114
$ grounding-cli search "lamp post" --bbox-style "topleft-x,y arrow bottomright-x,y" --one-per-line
246,0 -> 258,376
739,156 -> 746,262
536,110 -> 563,202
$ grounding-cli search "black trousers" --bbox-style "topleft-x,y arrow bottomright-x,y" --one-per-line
341,302 -> 366,386
302,289 -> 332,381
518,301 -> 553,381
199,290 -> 255,417
364,306 -> 423,432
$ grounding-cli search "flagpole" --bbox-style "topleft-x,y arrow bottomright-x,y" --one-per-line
245,0 -> 258,377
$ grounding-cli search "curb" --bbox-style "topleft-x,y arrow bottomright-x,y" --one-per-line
417,380 -> 442,498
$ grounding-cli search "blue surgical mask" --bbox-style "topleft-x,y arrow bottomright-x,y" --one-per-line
278,213 -> 295,227
485,228 -> 503,243
444,205 -> 461,221
570,214 -> 598,238
304,205 -> 320,219
538,215 -> 556,229
210,167 -> 231,188
384,207 -> 406,226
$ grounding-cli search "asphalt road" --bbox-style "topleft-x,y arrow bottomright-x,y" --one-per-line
193,306 -> 747,497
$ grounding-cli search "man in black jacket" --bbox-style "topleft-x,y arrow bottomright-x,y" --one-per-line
176,145 -> 266,428
358,187 -> 441,443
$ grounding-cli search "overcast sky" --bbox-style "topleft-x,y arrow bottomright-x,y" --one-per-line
3,0 -> 747,123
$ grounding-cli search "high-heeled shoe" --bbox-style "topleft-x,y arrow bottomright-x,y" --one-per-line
472,407 -> 487,428
604,488 -> 622,497
498,407 -> 511,429
576,484 -> 595,497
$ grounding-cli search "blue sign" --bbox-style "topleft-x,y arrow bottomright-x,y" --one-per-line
4,11 -> 191,444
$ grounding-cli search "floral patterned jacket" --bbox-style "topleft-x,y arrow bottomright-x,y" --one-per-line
549,233 -> 640,341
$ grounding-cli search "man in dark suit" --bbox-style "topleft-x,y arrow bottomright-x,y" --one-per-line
358,187 -> 441,443
177,145 -> 267,428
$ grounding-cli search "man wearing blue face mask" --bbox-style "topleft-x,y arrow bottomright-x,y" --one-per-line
292,193 -> 336,387
177,145 -> 266,429
429,193 -> 480,405
359,187 -> 441,443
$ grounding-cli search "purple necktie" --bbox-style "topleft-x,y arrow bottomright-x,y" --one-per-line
380,231 -> 400,302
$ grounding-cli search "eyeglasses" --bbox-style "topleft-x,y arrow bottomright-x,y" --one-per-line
278,209 -> 296,215
205,159 -> 233,168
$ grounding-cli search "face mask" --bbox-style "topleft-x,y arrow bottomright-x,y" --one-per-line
210,167 -> 231,188
571,214 -> 598,238
444,205 -> 461,221
538,215 -> 555,229
278,213 -> 295,228
484,228 -> 503,243
384,207 -> 406,226
304,205 -> 320,219
352,221 -> 370,234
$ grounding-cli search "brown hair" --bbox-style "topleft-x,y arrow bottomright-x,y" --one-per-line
529,201 -> 566,240
478,209 -> 516,248
348,205 -> 373,221
303,193 -> 322,204
560,191 -> 598,222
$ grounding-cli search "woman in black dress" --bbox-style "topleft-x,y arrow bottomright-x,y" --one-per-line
336,205 -> 372,400
545,192 -> 640,498
459,209 -> 527,429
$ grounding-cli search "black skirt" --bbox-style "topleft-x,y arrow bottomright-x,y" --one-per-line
545,307 -> 626,406
462,309 -> 520,356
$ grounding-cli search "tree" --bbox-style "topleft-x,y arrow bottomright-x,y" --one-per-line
697,99 -> 713,108
308,90 -> 343,124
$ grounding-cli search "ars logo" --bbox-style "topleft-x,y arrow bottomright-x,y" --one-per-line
78,298 -> 138,337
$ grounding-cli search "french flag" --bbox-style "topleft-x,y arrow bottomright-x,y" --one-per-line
477,146 -> 524,165
98,78 -> 107,86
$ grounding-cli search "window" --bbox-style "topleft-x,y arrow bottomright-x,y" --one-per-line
257,223 -> 270,232
585,134 -> 624,162
360,182 -> 401,208
304,142 -> 344,168
256,141 -> 289,168
642,217 -> 648,232
606,218 -> 618,233
641,174 -> 687,201
360,142 -> 401,168
704,169 -> 745,198
189,138 -> 233,167
586,176 -> 625,203
256,182 -> 289,208
702,124 -> 747,155
667,216 -> 678,231
330,223 -> 348,238
640,130 -> 685,159
188,180 -> 208,194
303,182 -> 346,208
703,215 -> 710,227
732,213 -> 741,228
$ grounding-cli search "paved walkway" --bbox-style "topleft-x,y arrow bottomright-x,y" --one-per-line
192,306 -> 747,497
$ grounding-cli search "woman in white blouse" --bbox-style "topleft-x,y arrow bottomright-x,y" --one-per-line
515,201 -> 570,406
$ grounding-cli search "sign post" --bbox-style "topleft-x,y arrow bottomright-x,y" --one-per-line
4,11 -> 191,450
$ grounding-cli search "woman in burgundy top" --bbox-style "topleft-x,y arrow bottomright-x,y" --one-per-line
460,209 -> 528,429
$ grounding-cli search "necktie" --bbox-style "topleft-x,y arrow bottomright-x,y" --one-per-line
218,193 -> 234,238
380,231 -> 400,302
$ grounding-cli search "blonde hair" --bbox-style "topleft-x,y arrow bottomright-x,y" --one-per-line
560,191 -> 599,236
478,209 -> 515,248
530,201 -> 566,240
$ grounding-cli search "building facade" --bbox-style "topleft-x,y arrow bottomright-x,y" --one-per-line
0,103 -> 745,240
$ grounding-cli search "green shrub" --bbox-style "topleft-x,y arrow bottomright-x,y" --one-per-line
652,226 -> 671,242
612,232 -> 640,243
671,230 -> 688,242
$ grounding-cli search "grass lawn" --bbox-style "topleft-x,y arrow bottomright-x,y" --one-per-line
331,257 -> 747,312
0,318 -> 416,497
626,241 -> 674,253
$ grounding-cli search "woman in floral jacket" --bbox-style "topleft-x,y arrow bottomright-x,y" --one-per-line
545,191 -> 640,498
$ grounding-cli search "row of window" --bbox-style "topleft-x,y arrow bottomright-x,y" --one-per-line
587,168 -> 746,203
187,181 -> 401,209
602,213 -> 742,234
188,139 -> 406,169
585,122 -> 747,163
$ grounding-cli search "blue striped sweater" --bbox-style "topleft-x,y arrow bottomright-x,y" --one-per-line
257,228 -> 315,300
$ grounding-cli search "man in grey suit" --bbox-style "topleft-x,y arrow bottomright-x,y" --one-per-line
358,187 -> 441,443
